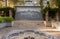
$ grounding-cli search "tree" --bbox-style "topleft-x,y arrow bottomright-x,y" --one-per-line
0,0 -> 2,7
54,0 -> 60,8
7,0 -> 22,6
40,0 -> 43,8
12,0 -> 24,6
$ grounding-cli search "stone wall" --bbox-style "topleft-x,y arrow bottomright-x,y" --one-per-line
0,22 -> 11,29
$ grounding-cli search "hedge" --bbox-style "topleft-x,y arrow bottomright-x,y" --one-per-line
0,7 -> 15,18
0,16 -> 13,22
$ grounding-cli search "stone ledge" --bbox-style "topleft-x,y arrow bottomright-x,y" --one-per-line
12,20 -> 45,29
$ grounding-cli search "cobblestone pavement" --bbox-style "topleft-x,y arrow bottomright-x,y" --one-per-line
0,20 -> 60,39
0,26 -> 60,39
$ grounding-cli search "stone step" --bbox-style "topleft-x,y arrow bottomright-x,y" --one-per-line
12,20 -> 45,30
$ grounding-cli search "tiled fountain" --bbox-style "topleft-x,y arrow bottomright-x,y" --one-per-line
2,0 -> 58,39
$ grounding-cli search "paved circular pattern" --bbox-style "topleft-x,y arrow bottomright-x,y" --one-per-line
3,30 -> 54,39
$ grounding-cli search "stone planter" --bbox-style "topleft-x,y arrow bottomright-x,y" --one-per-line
0,22 -> 11,29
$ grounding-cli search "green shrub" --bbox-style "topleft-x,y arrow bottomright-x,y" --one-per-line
5,17 -> 13,22
0,16 -> 5,22
0,16 -> 13,22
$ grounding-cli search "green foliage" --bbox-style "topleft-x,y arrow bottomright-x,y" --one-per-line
13,0 -> 19,3
12,0 -> 24,5
41,1 -> 50,14
5,17 -> 13,22
0,16 -> 5,22
0,16 -> 13,22
0,7 -> 14,22
0,7 -> 15,18
41,6 -> 50,14
0,7 -> 14,11
41,7 -> 46,14
53,0 -> 60,8
56,0 -> 60,6
41,6 -> 59,14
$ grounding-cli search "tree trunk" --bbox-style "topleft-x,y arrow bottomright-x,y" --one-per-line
45,11 -> 48,21
56,12 -> 59,21
9,10 -> 12,17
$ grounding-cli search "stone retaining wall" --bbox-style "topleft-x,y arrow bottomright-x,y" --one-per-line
0,22 -> 11,29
